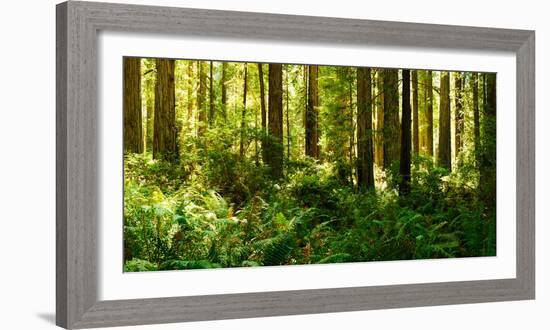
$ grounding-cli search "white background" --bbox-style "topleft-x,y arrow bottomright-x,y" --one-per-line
0,0 -> 548,329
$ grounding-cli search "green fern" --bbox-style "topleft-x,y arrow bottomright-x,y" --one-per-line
254,233 -> 295,266
124,259 -> 157,272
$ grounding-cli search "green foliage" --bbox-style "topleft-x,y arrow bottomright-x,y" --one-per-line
124,150 -> 495,271
123,61 -> 496,272
254,233 -> 295,266
124,259 -> 157,272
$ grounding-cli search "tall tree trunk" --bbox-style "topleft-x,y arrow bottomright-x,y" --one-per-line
482,73 -> 488,115
240,63 -> 248,158
267,64 -> 284,179
375,69 -> 384,167
302,66 -> 308,156
473,73 -> 480,163
400,70 -> 412,195
255,92 -> 259,165
209,61 -> 215,124
349,70 -> 355,185
480,73 -> 497,208
356,67 -> 375,189
304,66 -> 308,121
438,71 -> 451,170
197,61 -> 207,136
412,70 -> 419,156
454,72 -> 464,159
305,65 -> 319,158
426,70 -> 434,158
383,69 -> 400,168
285,66 -> 291,159
221,62 -> 227,120
153,58 -> 177,161
123,57 -> 143,153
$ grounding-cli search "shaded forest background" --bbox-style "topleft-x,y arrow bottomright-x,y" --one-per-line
123,57 -> 496,272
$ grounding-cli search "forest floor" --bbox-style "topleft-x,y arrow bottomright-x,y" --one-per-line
123,151 -> 495,272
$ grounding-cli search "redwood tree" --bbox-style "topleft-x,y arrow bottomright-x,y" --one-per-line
480,73 -> 497,209
473,72 -> 480,162
209,61 -> 215,124
412,70 -> 419,155
221,62 -> 228,120
267,64 -> 284,179
197,61 -> 207,136
356,67 -> 375,189
400,70 -> 412,194
438,71 -> 451,170
240,63 -> 248,158
285,66 -> 291,159
454,72 -> 464,158
123,57 -> 143,153
305,65 -> 319,159
153,58 -> 177,161
383,69 -> 400,168
375,69 -> 384,167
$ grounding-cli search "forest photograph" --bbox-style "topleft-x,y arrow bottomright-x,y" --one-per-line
122,56 -> 497,272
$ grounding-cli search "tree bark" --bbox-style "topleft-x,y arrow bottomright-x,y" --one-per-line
221,62 -> 227,120
285,66 -> 291,159
438,71 -> 451,170
153,58 -> 177,161
482,73 -> 488,115
348,70 -> 355,185
375,69 -> 384,167
454,72 -> 464,158
412,70 -> 419,156
357,67 -> 375,189
473,73 -> 480,162
383,69 -> 400,168
123,57 -> 143,153
209,61 -> 215,124
305,65 -> 319,159
400,70 -> 412,194
480,73 -> 497,208
240,63 -> 248,158
197,61 -> 207,136
426,71 -> 434,158
267,64 -> 284,179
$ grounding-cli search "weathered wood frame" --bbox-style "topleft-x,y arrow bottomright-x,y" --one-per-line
56,1 -> 535,328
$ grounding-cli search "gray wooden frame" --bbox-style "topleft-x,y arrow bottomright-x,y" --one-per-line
56,1 -> 535,328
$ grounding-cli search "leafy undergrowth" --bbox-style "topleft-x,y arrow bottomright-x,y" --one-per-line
123,152 -> 495,272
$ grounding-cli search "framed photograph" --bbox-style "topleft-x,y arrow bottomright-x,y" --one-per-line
56,1 -> 535,328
